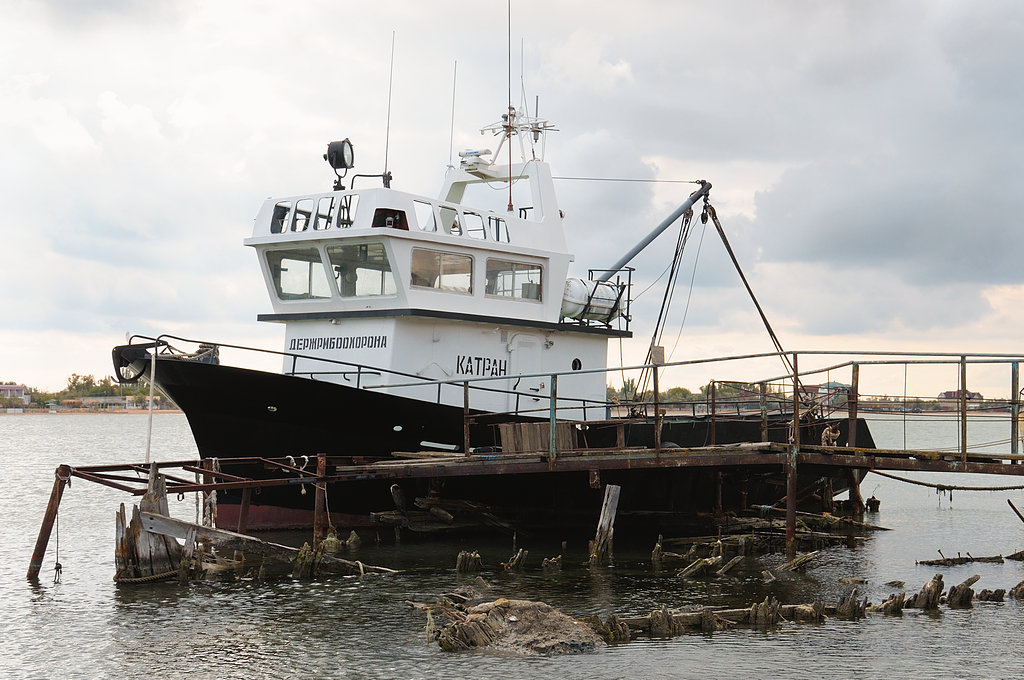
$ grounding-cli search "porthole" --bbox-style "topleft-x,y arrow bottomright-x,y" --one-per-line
571,358 -> 582,371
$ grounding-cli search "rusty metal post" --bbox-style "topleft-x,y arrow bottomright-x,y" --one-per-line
236,487 -> 251,535
759,381 -> 768,442
1012,362 -> 1020,461
786,353 -> 799,559
847,363 -> 859,448
961,355 -> 968,463
710,380 -> 717,445
463,381 -> 471,457
28,465 -> 71,580
653,367 -> 662,455
549,374 -> 558,461
313,454 -> 327,547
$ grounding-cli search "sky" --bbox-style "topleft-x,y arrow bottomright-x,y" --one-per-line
3,0 -> 1024,400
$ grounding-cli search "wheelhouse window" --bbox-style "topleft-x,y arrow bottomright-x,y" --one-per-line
413,200 -> 436,231
410,248 -> 473,293
326,242 -> 396,297
463,212 -> 486,239
267,248 -> 332,300
485,259 -> 542,301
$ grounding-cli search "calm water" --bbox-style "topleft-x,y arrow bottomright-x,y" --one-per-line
3,412 -> 1024,679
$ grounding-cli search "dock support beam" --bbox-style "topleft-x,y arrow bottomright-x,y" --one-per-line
653,368 -> 661,455
759,381 -> 768,442
313,454 -> 327,547
786,354 -> 799,559
28,465 -> 71,580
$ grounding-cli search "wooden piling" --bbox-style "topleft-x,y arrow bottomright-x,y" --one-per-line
588,484 -> 621,565
313,454 -> 327,547
28,465 -> 71,580
759,381 -> 768,442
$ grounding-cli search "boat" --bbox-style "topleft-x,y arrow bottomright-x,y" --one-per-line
113,106 -> 875,535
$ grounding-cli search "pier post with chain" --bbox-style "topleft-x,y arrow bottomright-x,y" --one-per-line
28,465 -> 71,580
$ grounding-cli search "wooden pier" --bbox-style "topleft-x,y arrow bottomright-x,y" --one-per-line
26,437 -> 1024,579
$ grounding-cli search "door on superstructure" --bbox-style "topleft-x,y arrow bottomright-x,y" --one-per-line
508,333 -> 547,416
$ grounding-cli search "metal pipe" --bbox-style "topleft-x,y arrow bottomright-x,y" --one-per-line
597,181 -> 710,282
961,355 -> 968,463
1012,362 -> 1020,460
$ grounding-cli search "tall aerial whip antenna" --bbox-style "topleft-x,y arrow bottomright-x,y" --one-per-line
506,0 -> 514,212
383,30 -> 396,187
448,60 -> 458,167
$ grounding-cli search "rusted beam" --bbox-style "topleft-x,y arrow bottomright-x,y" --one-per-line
236,487 -> 251,535
28,465 -> 71,580
313,454 -> 328,546
847,363 -> 859,448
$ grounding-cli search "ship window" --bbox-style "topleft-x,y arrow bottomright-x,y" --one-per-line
371,208 -> 408,230
410,248 -> 473,293
336,194 -> 359,227
413,200 -> 437,232
326,242 -> 396,297
270,201 -> 292,234
313,196 -> 335,230
489,216 -> 510,242
293,198 -> 314,231
485,259 -> 542,301
463,212 -> 486,239
440,206 -> 460,235
267,248 -> 332,300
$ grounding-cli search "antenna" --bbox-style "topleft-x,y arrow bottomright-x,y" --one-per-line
506,0 -> 513,212
383,30 -> 395,188
448,60 -> 457,167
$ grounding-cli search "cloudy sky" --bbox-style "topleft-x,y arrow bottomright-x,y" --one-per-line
3,0 -> 1023,399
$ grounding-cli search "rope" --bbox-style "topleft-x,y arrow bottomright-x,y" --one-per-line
871,469 -> 1024,492
114,569 -> 179,584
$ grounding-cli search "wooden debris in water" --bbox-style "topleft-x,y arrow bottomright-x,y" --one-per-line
502,548 -> 527,571
587,484 -> 620,566
917,552 -> 1003,566
977,588 -> 1005,602
455,550 -> 482,573
869,592 -> 906,616
1011,579 -> 1024,599
678,555 -> 723,579
541,555 -> 562,571
433,598 -> 603,655
947,574 -> 981,607
906,573 -> 944,610
777,551 -> 820,573
834,589 -> 868,620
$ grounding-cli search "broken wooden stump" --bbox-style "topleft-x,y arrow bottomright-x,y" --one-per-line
947,574 -> 981,607
748,596 -> 782,628
835,589 -> 868,619
715,555 -> 744,576
456,550 -> 482,573
502,548 -> 527,571
906,573 -> 944,609
579,614 -> 631,644
977,589 -> 1005,602
869,592 -> 906,616
541,555 -> 562,571
587,484 -> 620,566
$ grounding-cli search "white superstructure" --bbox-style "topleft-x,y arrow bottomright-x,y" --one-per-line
243,110 -> 628,419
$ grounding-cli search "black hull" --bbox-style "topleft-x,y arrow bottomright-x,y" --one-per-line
117,351 -> 876,537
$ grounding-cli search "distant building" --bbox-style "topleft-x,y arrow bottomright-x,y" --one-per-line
938,390 -> 984,410
0,384 -> 30,405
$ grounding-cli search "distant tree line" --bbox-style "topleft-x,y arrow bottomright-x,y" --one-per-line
9,374 -> 167,407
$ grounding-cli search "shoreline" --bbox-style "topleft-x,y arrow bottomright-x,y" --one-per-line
1,409 -> 184,415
